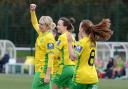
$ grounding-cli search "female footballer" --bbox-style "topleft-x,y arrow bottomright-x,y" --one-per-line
67,19 -> 113,89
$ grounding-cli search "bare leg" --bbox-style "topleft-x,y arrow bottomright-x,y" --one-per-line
52,84 -> 59,89
63,87 -> 69,89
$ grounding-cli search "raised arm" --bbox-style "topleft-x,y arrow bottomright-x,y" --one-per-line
30,4 -> 40,34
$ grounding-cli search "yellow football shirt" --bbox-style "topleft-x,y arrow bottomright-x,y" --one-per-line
35,32 -> 55,78
30,10 -> 55,78
53,41 -> 61,74
57,32 -> 75,65
74,36 -> 98,84
55,32 -> 76,74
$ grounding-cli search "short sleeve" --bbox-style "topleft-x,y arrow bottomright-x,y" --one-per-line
46,37 -> 55,54
74,42 -> 84,57
56,36 -> 64,50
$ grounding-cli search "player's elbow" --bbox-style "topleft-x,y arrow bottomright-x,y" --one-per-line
70,54 -> 77,61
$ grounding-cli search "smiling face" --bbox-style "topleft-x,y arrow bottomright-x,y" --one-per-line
38,23 -> 47,32
38,16 -> 56,33
57,20 -> 66,34
39,16 -> 48,32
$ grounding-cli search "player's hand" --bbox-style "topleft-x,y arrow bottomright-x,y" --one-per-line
30,4 -> 36,11
44,75 -> 50,83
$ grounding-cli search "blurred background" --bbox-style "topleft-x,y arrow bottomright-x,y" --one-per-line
0,0 -> 128,89
1,0 -> 128,46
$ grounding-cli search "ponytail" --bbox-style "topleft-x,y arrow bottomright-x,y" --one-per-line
81,19 -> 113,44
93,19 -> 113,41
59,17 -> 75,32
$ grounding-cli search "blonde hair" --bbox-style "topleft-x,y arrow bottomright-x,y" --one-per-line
39,16 -> 56,30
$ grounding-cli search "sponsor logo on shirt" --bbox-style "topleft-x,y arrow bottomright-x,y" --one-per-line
57,40 -> 61,46
47,43 -> 54,49
75,46 -> 83,53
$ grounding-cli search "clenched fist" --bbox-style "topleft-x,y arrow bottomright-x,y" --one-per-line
30,4 -> 36,11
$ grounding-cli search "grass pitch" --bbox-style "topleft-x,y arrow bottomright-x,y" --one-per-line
0,74 -> 128,89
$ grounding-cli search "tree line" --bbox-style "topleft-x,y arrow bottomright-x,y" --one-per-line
0,0 -> 128,46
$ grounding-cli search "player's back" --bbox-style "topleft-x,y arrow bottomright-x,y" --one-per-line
74,36 -> 98,84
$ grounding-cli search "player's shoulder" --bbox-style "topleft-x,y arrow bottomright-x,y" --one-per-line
78,38 -> 85,44
84,36 -> 90,41
81,36 -> 90,44
46,32 -> 54,38
44,32 -> 55,42
77,36 -> 89,47
58,34 -> 66,40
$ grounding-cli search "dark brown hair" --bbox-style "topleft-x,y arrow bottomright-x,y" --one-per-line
81,19 -> 113,43
52,27 -> 59,41
59,17 -> 75,32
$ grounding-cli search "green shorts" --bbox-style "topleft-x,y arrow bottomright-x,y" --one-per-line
32,72 -> 51,89
52,74 -> 62,89
52,65 -> 75,88
73,83 -> 98,89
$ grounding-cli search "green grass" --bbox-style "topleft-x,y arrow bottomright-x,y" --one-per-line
99,79 -> 128,89
0,74 -> 128,89
0,74 -> 33,89
17,50 -> 34,58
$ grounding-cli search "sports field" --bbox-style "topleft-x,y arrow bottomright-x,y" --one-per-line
0,74 -> 128,89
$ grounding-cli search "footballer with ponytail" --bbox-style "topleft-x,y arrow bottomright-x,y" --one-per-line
67,18 -> 113,89
80,19 -> 113,44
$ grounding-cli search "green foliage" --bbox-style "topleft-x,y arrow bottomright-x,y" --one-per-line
0,0 -> 128,46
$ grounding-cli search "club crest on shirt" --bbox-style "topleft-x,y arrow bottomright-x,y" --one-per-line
47,43 -> 54,49
57,40 -> 61,46
75,45 -> 83,53
40,37 -> 44,42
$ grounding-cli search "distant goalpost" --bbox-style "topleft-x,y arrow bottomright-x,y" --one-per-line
1,40 -> 127,64
0,40 -> 34,75
96,42 -> 128,62
0,40 -> 16,63
0,40 -> 128,77
96,42 -> 128,78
